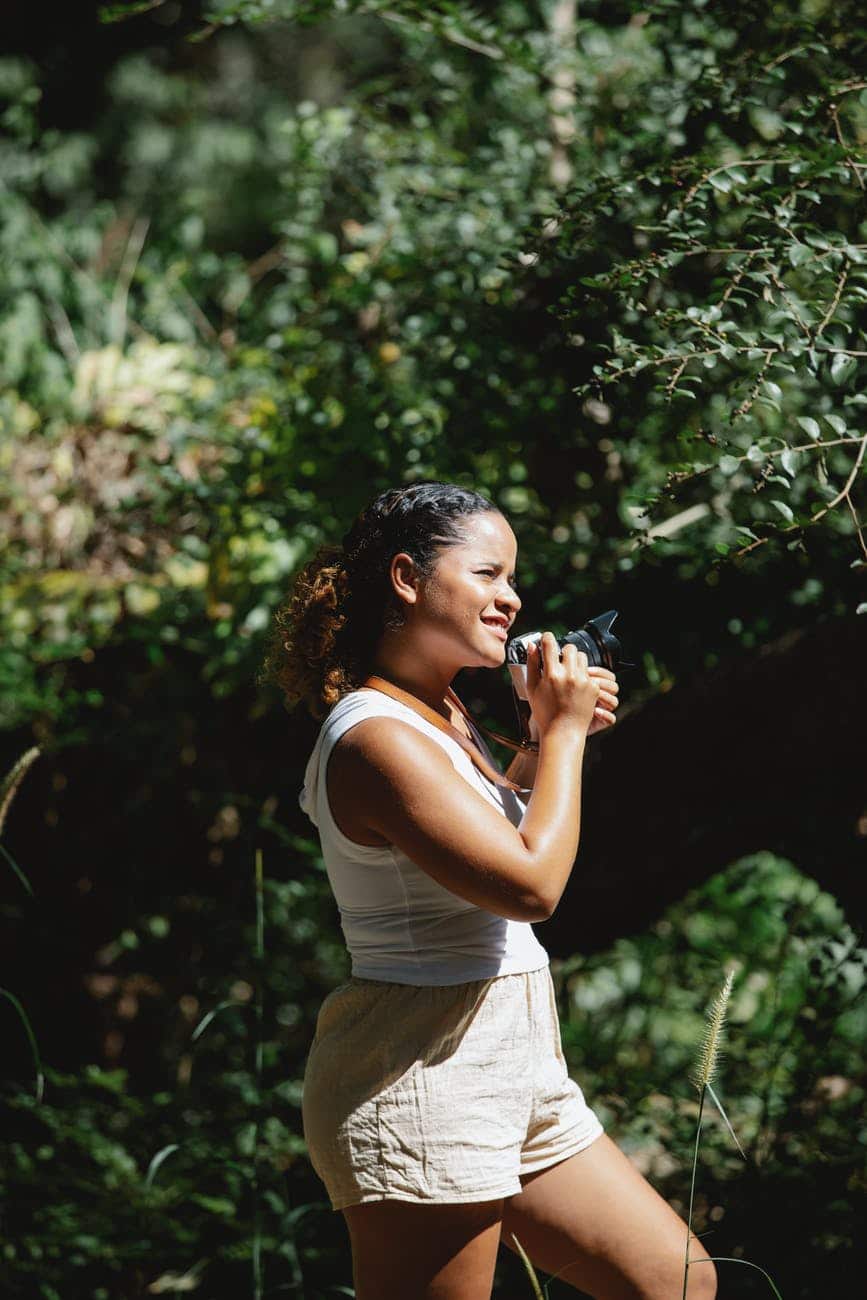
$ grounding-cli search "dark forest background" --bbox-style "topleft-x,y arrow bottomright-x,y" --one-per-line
1,1 -> 865,1296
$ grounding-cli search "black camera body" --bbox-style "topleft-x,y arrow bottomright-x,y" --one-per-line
505,610 -> 625,745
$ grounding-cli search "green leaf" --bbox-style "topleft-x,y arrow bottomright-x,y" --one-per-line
190,1194 -> 237,1217
0,841 -> 35,898
780,449 -> 798,476
0,988 -> 44,1102
830,353 -> 858,385
770,500 -> 794,522
719,455 -> 741,475
824,414 -> 847,434
144,1144 -> 180,1189
706,1082 -> 747,1160
796,417 -> 821,440
788,243 -> 812,267
191,998 -> 250,1042
699,1257 -> 785,1300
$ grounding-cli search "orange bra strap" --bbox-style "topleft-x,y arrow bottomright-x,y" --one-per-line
362,675 -> 525,793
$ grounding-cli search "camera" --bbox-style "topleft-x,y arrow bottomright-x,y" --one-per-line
505,611 -> 625,746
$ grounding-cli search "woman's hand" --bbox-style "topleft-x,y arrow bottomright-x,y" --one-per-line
525,632 -> 601,738
523,644 -> 620,741
586,666 -> 620,736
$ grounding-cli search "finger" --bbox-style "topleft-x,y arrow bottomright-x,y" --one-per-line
539,631 -> 558,674
562,645 -> 585,679
588,668 -> 619,691
597,691 -> 618,710
593,707 -> 616,726
560,640 -> 579,662
525,640 -> 542,689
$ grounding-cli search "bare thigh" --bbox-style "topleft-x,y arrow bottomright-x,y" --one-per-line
342,1198 -> 504,1300
502,1134 -> 717,1300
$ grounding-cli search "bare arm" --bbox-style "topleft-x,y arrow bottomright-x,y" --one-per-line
328,635 -> 600,922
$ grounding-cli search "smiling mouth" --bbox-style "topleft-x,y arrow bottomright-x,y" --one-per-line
481,618 -> 510,641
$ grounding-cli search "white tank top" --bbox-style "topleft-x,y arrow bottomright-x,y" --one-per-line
299,687 -> 549,986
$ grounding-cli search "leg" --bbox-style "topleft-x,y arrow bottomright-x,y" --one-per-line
343,1198 -> 504,1300
502,1135 -> 717,1300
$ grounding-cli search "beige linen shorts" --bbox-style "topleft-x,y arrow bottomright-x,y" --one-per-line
301,964 -> 604,1210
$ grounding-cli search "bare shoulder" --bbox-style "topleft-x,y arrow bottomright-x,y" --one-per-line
330,714 -> 455,791
327,714 -> 543,920
326,716 -> 457,847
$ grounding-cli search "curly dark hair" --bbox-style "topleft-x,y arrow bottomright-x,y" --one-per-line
261,481 -> 499,717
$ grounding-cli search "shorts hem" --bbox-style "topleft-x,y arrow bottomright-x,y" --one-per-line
518,1119 -> 605,1179
328,1180 -> 523,1212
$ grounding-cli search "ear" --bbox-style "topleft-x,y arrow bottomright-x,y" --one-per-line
389,551 -> 421,608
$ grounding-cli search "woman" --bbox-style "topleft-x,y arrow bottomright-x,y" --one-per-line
266,482 -> 717,1300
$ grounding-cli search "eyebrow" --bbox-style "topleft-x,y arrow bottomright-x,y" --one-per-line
476,559 -> 518,579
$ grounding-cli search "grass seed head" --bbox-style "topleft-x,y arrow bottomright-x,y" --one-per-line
691,968 -> 735,1092
0,747 -> 41,838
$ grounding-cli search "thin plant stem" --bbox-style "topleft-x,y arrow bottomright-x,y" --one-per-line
680,972 -> 783,1299
252,847 -> 265,1300
511,1233 -> 545,1300
0,841 -> 35,899
693,1256 -> 784,1298
682,1084 -> 706,1300
0,988 -> 44,1102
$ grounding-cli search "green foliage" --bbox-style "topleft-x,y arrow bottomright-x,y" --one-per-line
1,7 -> 864,1296
2,848 -> 349,1299
554,854 -> 866,1298
0,16 -> 560,725
3,854 -> 863,1297
544,0 -> 867,570
2,0 -> 864,730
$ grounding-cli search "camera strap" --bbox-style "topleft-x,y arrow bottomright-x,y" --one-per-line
362,675 -> 529,793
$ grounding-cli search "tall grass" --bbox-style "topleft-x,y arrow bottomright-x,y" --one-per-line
683,971 -> 784,1300
513,969 -> 786,1300
252,846 -> 265,1300
1,746 -> 44,1102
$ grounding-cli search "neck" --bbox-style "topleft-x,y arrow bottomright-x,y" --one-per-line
368,644 -> 456,718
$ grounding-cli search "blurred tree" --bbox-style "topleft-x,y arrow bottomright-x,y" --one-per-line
2,0 -> 864,739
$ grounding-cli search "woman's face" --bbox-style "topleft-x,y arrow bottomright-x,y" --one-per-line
407,510 -> 522,670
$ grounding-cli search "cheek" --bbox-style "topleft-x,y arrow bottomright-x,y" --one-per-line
425,575 -> 484,624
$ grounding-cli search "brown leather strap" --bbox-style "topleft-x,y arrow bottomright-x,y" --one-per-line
444,687 -> 537,755
362,675 -> 526,793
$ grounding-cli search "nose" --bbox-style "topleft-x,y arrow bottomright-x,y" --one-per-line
497,583 -> 521,615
